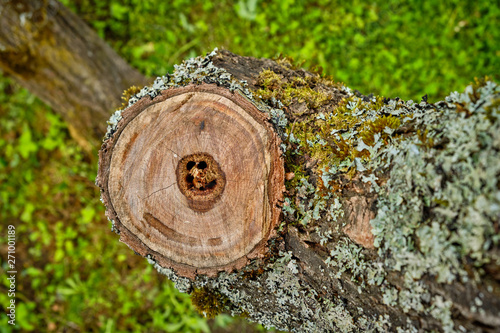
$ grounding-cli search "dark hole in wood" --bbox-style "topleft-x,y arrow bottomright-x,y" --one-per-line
186,175 -> 194,188
176,152 -> 226,210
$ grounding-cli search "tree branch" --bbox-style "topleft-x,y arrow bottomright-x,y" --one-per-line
97,50 -> 500,332
0,0 -> 149,151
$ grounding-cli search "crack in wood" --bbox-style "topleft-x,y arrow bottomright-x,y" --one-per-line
142,182 -> 176,201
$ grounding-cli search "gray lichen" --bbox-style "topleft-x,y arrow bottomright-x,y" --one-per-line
106,49 -> 500,332
367,80 -> 500,328
373,82 -> 499,274
103,48 -> 289,142
271,78 -> 498,331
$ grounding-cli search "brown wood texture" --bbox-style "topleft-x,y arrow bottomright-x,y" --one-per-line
0,0 -> 148,151
98,84 -> 284,278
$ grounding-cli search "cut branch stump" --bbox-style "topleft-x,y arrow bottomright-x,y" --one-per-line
97,50 -> 500,333
98,84 -> 284,278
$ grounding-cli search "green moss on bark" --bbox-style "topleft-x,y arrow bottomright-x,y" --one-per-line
114,50 -> 500,332
190,287 -> 231,318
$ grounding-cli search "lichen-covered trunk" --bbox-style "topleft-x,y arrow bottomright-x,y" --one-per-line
0,0 -> 148,151
97,49 -> 500,333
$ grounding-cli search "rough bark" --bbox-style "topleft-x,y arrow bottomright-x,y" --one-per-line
98,50 -> 500,332
0,0 -> 149,151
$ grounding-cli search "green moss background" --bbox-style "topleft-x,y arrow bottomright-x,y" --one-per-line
64,0 -> 498,101
0,0 -> 498,332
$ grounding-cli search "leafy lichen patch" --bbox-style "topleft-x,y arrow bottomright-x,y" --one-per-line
277,89 -> 415,252
108,50 -> 500,331
283,94 -> 410,175
371,79 -> 500,284
276,77 -> 500,330
366,79 -> 500,329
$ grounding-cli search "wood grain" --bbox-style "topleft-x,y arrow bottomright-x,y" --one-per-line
98,84 -> 284,278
